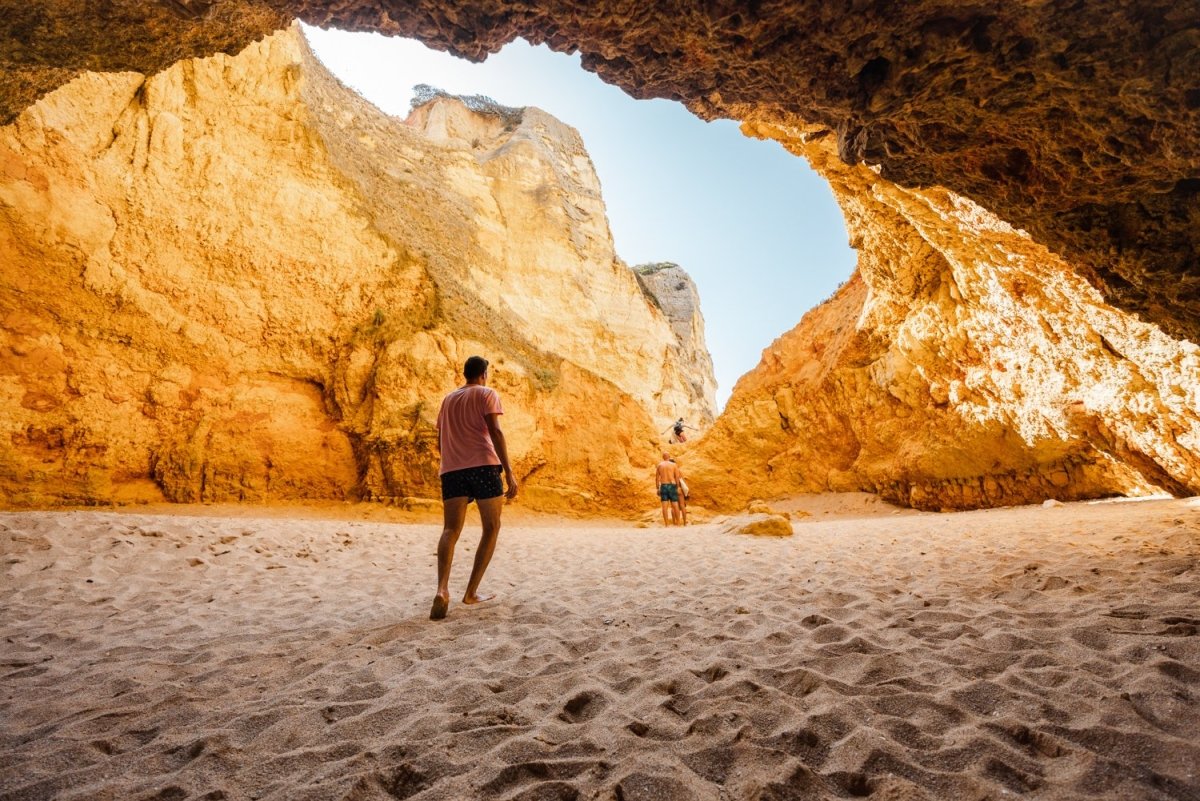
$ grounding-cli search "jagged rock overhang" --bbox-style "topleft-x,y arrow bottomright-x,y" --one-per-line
3,0 -> 1199,343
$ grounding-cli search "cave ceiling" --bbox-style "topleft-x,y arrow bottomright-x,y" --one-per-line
3,0 -> 1198,342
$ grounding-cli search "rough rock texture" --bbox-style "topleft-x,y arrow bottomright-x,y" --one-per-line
633,262 -> 717,426
688,122 -> 1200,512
717,513 -> 794,537
0,27 -> 714,511
2,0 -> 1197,348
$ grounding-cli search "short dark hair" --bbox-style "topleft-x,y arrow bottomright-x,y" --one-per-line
463,355 -> 489,380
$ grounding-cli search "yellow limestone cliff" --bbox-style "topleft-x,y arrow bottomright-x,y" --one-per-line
0,27 -> 716,513
689,121 -> 1200,512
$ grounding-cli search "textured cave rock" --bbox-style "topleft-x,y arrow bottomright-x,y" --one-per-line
687,123 -> 1200,512
3,0 -> 1198,345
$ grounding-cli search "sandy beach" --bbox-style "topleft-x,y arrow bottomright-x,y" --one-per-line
2,496 -> 1198,800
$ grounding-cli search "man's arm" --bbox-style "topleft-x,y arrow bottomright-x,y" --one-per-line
434,398 -> 443,455
484,413 -> 518,499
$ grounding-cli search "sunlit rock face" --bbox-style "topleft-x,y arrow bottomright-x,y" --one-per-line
633,262 -> 717,427
399,92 -> 715,431
4,0 -> 1197,346
688,123 -> 1200,512
0,27 -> 715,511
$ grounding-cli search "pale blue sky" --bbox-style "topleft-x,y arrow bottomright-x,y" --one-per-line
304,25 -> 857,409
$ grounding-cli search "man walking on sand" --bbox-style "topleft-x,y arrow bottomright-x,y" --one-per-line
431,355 -> 518,620
656,452 -> 683,526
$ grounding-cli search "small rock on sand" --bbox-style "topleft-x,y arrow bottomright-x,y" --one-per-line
719,513 -> 794,537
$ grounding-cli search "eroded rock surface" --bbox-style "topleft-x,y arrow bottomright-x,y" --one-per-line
688,123 -> 1200,511
634,262 -> 717,427
3,0 -> 1197,345
0,27 -> 714,511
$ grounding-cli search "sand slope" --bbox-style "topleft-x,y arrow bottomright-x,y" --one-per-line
2,498 -> 1198,800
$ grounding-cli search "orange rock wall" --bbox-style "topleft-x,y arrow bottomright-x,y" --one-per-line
0,28 -> 715,512
688,122 -> 1200,511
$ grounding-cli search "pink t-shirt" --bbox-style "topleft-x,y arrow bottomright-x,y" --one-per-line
436,384 -> 504,475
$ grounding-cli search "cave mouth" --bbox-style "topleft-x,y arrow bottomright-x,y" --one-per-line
3,3 -> 1198,516
304,24 -> 857,410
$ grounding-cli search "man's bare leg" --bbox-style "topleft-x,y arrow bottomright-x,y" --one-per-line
671,501 -> 682,525
463,495 -> 504,605
661,500 -> 671,526
432,497 -> 470,620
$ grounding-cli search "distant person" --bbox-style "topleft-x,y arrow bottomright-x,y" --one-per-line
671,456 -> 690,525
656,452 -> 683,526
430,355 -> 518,621
664,417 -> 696,444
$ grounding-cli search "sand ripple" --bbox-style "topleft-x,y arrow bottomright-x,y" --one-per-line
2,498 -> 1198,800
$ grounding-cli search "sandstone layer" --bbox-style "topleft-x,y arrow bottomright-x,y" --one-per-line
0,27 -> 715,512
2,1 -> 1197,348
687,122 -> 1200,512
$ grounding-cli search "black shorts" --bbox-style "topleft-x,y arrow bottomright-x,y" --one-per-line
440,465 -> 504,502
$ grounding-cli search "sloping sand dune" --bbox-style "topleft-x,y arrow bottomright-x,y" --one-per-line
2,498 -> 1198,800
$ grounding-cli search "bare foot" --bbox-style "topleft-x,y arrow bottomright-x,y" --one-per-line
462,592 -> 495,606
429,593 -> 449,620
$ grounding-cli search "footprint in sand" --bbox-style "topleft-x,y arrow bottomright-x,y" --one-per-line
559,690 -> 608,723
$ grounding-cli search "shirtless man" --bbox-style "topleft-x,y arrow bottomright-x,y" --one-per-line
655,453 -> 683,526
431,355 -> 518,620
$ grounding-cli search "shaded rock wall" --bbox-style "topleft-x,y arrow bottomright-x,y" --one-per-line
0,27 -> 715,511
688,122 -> 1200,511
3,0 -> 1197,346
